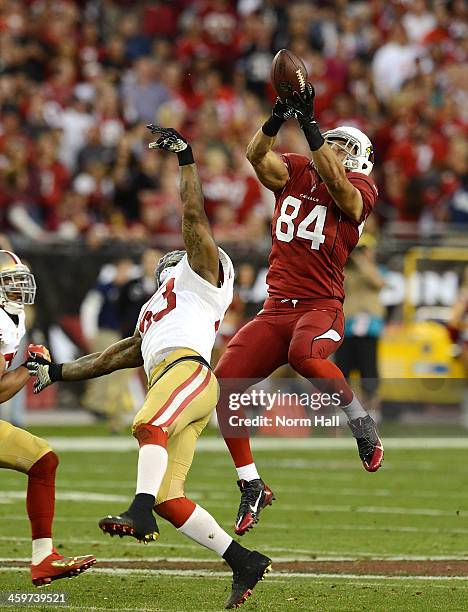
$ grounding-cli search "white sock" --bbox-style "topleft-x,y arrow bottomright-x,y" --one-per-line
178,504 -> 232,556
135,444 -> 168,496
236,463 -> 260,482
32,538 -> 53,565
341,394 -> 368,421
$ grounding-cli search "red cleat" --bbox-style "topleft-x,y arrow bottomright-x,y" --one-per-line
348,415 -> 384,472
31,549 -> 96,587
235,479 -> 275,536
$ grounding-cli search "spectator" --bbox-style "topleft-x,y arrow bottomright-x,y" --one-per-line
118,248 -> 162,338
121,57 -> 171,124
0,0 -> 464,243
372,24 -> 428,101
79,258 -> 136,432
335,234 -> 386,413
447,267 -> 468,427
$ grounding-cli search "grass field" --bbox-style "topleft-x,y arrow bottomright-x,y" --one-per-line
0,425 -> 467,611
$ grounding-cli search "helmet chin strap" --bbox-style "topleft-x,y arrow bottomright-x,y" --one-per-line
2,299 -> 24,315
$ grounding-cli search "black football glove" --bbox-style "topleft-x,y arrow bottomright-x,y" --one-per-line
25,355 -> 63,394
262,97 -> 296,137
290,83 -> 325,151
146,125 -> 194,166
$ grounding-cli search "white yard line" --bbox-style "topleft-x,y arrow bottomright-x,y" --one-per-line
2,537 -> 467,559
44,437 -> 468,452
199,501 -> 462,517
1,487 -> 462,518
0,535 -> 198,549
1,515 -> 467,534
1,567 -> 467,583
2,554 -> 468,563
1,491 -> 128,503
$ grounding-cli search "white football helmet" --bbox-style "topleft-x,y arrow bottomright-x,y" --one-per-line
0,250 -> 36,315
323,126 -> 374,175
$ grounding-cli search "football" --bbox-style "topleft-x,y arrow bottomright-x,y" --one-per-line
271,49 -> 308,100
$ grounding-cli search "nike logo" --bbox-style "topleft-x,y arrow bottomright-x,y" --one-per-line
314,329 -> 342,342
249,492 -> 263,515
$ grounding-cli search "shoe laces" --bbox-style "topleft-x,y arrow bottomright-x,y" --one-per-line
237,481 -> 261,518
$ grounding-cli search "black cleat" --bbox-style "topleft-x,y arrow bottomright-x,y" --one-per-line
348,415 -> 384,472
225,550 -> 272,609
235,479 -> 275,535
98,511 -> 159,544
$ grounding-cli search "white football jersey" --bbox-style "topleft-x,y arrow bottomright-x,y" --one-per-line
138,248 -> 234,378
0,307 -> 26,369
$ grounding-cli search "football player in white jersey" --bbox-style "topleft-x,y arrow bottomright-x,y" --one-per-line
28,126 -> 271,609
0,250 -> 96,585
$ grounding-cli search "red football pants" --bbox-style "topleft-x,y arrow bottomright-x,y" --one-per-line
215,298 -> 351,468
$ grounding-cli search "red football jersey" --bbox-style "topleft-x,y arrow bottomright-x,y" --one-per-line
267,153 -> 378,302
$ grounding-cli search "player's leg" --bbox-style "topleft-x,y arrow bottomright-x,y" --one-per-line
288,310 -> 384,472
154,419 -> 271,609
0,420 -> 96,585
216,316 -> 289,471
99,352 -> 217,541
215,315 -> 289,533
355,336 -> 380,406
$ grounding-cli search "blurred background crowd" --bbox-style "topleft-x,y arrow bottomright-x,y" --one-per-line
0,0 -> 466,426
0,0 -> 466,249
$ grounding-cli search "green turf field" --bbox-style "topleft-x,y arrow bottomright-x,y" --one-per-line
0,426 -> 467,611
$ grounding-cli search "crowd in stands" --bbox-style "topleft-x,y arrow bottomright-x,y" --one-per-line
0,0 -> 466,248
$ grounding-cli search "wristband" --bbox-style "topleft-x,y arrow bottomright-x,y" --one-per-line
50,363 -> 64,382
177,145 -> 194,166
262,115 -> 284,137
300,120 -> 325,151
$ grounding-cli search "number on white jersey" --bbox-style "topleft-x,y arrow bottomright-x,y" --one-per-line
275,196 -> 327,250
139,278 -> 176,335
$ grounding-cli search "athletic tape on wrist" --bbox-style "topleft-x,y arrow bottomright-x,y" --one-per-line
302,120 -> 325,151
177,146 -> 194,166
262,115 -> 284,137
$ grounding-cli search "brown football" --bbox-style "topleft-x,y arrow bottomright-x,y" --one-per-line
271,49 -> 308,100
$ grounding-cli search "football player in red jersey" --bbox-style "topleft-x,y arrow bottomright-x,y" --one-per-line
215,84 -> 384,535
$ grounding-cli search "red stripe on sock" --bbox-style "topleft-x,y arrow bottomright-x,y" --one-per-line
155,497 -> 196,528
133,424 -> 168,448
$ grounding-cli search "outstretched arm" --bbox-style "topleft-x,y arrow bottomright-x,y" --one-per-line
27,331 -> 143,394
179,163 -> 219,286
62,332 -> 143,381
246,129 -> 289,192
147,125 -> 219,287
291,84 -> 363,222
245,99 -> 293,192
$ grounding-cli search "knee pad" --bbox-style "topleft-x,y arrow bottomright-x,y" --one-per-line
28,450 -> 59,477
133,424 -> 168,448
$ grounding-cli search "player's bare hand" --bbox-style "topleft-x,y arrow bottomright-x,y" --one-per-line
146,125 -> 189,152
290,83 -> 316,124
